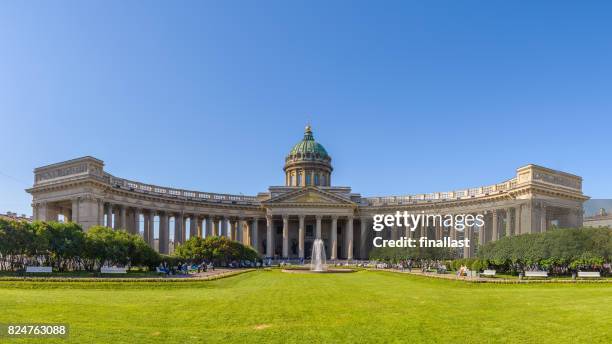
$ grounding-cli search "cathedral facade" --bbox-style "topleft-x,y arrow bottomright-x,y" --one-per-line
27,126 -> 588,260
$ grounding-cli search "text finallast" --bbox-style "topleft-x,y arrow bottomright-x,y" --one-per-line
371,211 -> 485,248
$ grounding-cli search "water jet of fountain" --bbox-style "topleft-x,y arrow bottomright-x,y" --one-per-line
310,238 -> 327,272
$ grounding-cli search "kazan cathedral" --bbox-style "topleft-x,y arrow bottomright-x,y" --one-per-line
27,126 -> 587,260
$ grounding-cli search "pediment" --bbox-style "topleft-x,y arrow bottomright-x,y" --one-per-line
263,187 -> 355,206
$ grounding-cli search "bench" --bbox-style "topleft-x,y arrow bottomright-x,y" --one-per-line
524,271 -> 548,278
26,266 -> 52,273
481,269 -> 496,277
101,267 -> 127,274
577,271 -> 601,278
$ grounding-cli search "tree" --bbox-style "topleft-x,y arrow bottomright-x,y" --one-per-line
477,227 -> 611,275
174,236 -> 259,265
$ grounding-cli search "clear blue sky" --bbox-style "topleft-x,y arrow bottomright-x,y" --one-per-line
1,1 -> 611,216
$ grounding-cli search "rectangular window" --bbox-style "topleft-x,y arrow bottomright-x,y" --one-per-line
306,174 -> 311,185
314,174 -> 319,186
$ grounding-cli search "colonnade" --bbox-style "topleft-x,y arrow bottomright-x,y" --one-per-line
38,198 -> 578,259
263,215 -> 373,260
103,203 -> 262,255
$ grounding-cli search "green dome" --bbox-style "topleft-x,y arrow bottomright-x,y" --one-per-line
288,126 -> 329,159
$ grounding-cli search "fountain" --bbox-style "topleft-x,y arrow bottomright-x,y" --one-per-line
281,238 -> 355,274
310,238 -> 327,272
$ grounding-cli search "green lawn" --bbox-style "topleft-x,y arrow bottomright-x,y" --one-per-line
0,270 -> 610,343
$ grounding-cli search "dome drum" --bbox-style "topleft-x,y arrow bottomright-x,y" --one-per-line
284,126 -> 333,187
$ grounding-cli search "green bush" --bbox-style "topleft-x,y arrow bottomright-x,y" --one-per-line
478,227 -> 611,274
0,220 -> 161,272
173,236 -> 259,265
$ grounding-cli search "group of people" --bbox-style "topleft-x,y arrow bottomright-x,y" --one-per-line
228,259 -> 267,268
157,261 -> 214,276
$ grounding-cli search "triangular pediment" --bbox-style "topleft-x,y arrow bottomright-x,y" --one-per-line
263,187 -> 355,207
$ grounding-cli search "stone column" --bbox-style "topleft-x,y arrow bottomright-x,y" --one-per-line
175,213 -> 184,244
491,210 -> 499,241
522,201 -> 534,234
106,203 -> 113,228
229,219 -> 236,240
330,216 -> 338,260
360,217 -> 368,259
298,215 -> 305,259
133,208 -> 141,235
191,215 -> 199,238
540,204 -> 547,232
71,198 -> 79,223
391,222 -> 399,240
212,217 -> 219,236
479,213 -> 486,245
282,215 -> 289,258
159,212 -> 169,254
143,212 -> 150,241
148,211 -> 155,246
97,199 -> 104,226
238,218 -> 246,244
219,217 -> 226,237
266,215 -> 273,257
119,205 -> 127,230
346,216 -> 354,260
463,224 -> 472,258
251,218 -> 259,253
505,208 -> 512,237
205,216 -> 213,237
315,215 -> 322,239
515,205 -> 522,235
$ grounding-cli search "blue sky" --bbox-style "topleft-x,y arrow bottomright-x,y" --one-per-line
1,1 -> 611,216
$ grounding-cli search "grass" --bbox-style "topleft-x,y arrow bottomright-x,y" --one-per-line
0,270 -> 610,343
0,270 -> 160,278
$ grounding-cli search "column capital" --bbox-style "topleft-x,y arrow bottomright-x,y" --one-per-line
315,215 -> 323,221
331,215 -> 338,221
282,214 -> 289,220
298,214 -> 305,221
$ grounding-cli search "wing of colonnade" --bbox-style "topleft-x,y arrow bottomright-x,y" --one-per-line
26,157 -> 588,259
